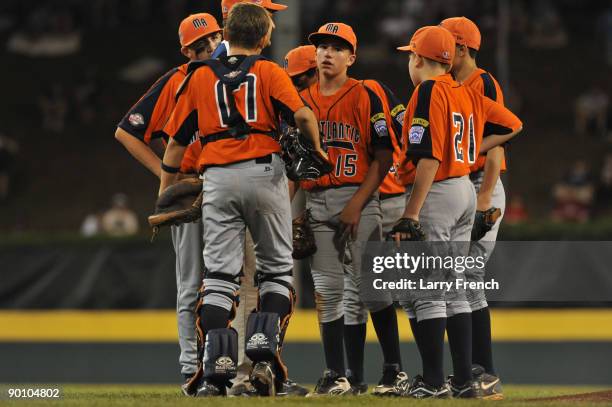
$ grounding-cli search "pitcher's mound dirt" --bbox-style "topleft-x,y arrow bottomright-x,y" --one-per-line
528,390 -> 612,403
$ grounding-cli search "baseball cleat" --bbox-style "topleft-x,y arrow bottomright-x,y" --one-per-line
309,369 -> 352,396
276,379 -> 310,396
447,375 -> 483,398
376,371 -> 410,397
181,373 -> 200,397
349,381 -> 368,395
227,379 -> 255,397
406,375 -> 452,399
195,380 -> 225,397
472,364 -> 504,400
250,361 -> 276,396
372,363 -> 401,396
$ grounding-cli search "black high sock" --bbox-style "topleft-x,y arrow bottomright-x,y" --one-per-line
260,293 -> 291,322
415,318 -> 445,388
370,305 -> 402,369
321,317 -> 345,376
344,323 -> 366,382
199,304 -> 231,335
446,312 -> 472,386
472,307 -> 495,375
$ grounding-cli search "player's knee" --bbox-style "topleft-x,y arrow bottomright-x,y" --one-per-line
344,290 -> 368,324
446,301 -> 472,317
414,300 -> 447,321
315,290 -> 344,323
364,299 -> 393,314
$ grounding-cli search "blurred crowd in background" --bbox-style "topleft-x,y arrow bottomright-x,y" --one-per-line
0,0 -> 611,235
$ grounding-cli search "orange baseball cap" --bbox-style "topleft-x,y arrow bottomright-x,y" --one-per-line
309,23 -> 357,53
397,26 -> 455,64
284,45 -> 317,77
439,16 -> 481,50
178,13 -> 222,47
222,0 -> 287,19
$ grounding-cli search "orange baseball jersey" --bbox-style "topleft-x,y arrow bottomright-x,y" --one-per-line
163,55 -> 305,170
363,79 -> 406,195
398,74 -> 521,184
299,78 -> 394,190
463,67 -> 508,173
117,63 -> 200,173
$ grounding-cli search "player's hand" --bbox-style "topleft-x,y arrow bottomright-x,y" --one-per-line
387,217 -> 426,243
476,195 -> 492,212
339,201 -> 362,241
315,147 -> 330,162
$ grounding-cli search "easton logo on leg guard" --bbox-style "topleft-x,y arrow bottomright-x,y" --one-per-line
215,356 -> 236,373
247,333 -> 269,348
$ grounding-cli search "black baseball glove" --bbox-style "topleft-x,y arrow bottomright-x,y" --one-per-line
471,207 -> 501,241
148,177 -> 203,240
387,218 -> 426,241
279,127 -> 333,181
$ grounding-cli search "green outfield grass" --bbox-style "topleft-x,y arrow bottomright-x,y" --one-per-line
1,385 -> 612,407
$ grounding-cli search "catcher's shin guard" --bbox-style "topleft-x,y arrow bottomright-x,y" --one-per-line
202,328 -> 239,386
184,282 -> 239,395
245,312 -> 281,362
255,274 -> 296,383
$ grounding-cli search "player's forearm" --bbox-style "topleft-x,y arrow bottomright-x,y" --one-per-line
480,126 -> 522,153
477,146 -> 503,210
294,107 -> 322,152
402,158 -> 439,220
115,127 -> 162,178
349,148 -> 393,210
159,139 -> 186,196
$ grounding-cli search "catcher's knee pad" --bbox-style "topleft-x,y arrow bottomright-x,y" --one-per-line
202,328 -> 238,384
202,272 -> 241,312
245,311 -> 281,363
257,271 -> 293,300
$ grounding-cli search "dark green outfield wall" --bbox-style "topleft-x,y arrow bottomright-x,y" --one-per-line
1,342 -> 611,385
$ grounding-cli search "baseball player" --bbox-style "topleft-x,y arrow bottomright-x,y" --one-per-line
212,0 -> 293,396
390,25 -> 522,398
160,3 -> 324,397
114,13 -> 222,397
440,16 -> 508,400
339,79 -> 408,395
294,22 -> 396,396
214,0 -> 287,59
283,45 -> 318,91
283,45 -> 403,395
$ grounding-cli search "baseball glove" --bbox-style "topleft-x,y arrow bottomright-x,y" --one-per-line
292,209 -> 316,259
279,127 -> 333,181
387,218 -> 426,241
471,207 -> 501,241
148,177 -> 203,240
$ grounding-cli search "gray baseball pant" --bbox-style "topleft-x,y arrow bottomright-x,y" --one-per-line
467,171 -> 506,311
306,186 -> 392,324
400,176 -> 476,321
171,222 -> 203,376
201,154 -> 294,311
343,193 -> 406,325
